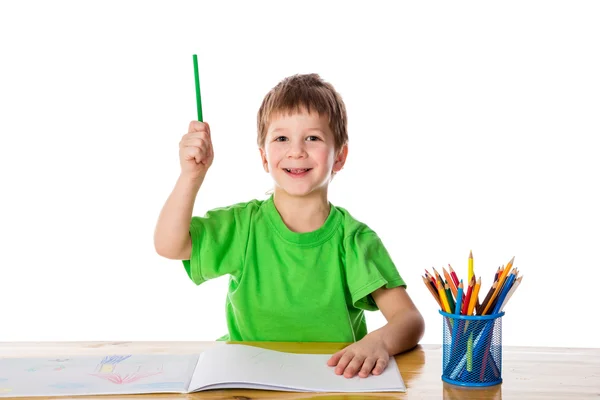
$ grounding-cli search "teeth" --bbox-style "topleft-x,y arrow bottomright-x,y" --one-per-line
285,168 -> 309,173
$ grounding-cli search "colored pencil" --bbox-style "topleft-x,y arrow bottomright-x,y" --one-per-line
468,250 -> 474,283
445,281 -> 455,313
437,279 -> 451,313
467,277 -> 481,316
425,272 -> 437,293
448,264 -> 460,287
454,281 -> 464,316
444,267 -> 458,299
461,276 -> 475,315
422,275 -> 443,310
477,281 -> 496,315
499,275 -> 523,312
481,257 -> 515,315
192,54 -> 203,122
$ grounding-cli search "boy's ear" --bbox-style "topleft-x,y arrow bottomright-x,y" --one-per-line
332,144 -> 348,173
259,147 -> 269,173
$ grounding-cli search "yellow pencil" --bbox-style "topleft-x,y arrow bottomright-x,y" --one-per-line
468,250 -> 474,283
436,279 -> 451,313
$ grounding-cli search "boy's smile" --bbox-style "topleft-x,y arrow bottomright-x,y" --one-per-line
283,168 -> 312,177
260,109 -> 346,197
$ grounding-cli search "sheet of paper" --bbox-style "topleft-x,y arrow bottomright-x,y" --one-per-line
188,344 -> 406,393
0,354 -> 198,397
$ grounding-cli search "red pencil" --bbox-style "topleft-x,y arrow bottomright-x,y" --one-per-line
461,276 -> 475,315
448,264 -> 460,288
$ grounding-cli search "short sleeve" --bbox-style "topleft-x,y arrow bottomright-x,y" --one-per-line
344,229 -> 406,311
182,203 -> 252,285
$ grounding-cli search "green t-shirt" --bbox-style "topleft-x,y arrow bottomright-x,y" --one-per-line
182,196 -> 405,342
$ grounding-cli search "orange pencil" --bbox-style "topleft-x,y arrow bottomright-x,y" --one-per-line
482,256 -> 515,315
466,277 -> 481,316
443,267 -> 458,299
422,275 -> 443,310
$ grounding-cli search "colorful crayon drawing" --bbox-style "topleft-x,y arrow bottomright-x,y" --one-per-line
89,355 -> 163,384
94,355 -> 132,374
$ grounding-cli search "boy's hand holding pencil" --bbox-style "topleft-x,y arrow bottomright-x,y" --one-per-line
179,53 -> 213,181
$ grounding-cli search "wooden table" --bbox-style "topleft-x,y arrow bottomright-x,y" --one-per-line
0,341 -> 599,399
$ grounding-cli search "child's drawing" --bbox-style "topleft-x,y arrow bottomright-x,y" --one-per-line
94,355 -> 132,374
48,382 -> 86,390
89,355 -> 163,385
25,358 -> 71,372
26,364 -> 66,372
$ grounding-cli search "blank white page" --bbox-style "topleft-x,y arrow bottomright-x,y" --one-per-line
187,344 -> 405,393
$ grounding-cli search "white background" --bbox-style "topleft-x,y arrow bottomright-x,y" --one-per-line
1,1 -> 598,348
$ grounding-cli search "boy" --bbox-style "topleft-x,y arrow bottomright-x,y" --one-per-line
154,73 -> 424,379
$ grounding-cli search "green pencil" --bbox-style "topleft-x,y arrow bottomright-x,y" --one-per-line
192,54 -> 203,122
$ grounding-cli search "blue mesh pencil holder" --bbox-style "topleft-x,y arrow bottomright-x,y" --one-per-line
439,310 -> 504,387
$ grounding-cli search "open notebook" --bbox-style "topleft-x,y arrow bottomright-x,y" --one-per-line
0,344 -> 406,397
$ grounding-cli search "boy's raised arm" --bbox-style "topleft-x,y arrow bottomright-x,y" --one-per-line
154,121 -> 214,260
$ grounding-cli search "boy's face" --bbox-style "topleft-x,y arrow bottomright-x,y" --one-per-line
260,109 -> 347,198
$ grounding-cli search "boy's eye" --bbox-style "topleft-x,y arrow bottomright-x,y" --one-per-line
274,136 -> 288,142
306,136 -> 320,141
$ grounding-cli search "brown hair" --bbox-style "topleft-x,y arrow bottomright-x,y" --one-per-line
257,73 -> 348,151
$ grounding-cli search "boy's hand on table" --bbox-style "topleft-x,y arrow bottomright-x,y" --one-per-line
327,333 -> 389,378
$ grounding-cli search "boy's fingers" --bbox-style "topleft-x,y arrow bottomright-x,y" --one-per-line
184,147 -> 200,162
372,358 -> 388,375
184,131 -> 211,143
327,349 -> 345,366
188,120 -> 209,133
343,355 -> 365,378
359,358 -> 376,378
334,352 -> 354,375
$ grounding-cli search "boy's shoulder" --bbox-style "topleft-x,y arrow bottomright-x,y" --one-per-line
332,203 -> 378,238
203,198 -> 267,216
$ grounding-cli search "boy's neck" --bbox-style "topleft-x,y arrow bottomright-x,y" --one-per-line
272,189 -> 330,233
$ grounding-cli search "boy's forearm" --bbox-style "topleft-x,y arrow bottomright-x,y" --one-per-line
370,309 -> 425,356
154,173 -> 205,259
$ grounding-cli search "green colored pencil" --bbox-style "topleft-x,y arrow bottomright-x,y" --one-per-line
193,54 -> 203,122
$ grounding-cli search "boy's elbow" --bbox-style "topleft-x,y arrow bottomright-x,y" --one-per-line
154,236 -> 191,260
413,310 -> 425,343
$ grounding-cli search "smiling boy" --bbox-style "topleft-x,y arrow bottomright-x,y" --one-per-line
154,73 -> 424,379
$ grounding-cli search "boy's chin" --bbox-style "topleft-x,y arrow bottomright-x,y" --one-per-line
276,184 -> 325,198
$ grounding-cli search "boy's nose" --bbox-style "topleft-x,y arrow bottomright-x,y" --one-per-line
287,142 -> 307,158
